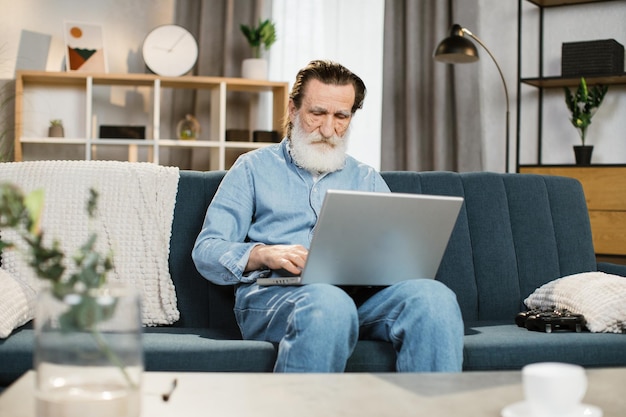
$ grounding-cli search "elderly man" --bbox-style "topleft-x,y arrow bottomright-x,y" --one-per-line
192,60 -> 463,372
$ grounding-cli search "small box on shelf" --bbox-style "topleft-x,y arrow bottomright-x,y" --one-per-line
562,39 -> 624,78
99,125 -> 146,139
253,130 -> 280,143
225,129 -> 250,141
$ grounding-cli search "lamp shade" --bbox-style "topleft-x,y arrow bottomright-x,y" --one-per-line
433,24 -> 479,64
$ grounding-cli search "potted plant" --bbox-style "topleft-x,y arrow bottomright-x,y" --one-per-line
48,119 -> 64,138
239,19 -> 277,79
564,77 -> 608,165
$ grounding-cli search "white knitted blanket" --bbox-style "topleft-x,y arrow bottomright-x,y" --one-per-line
0,160 -> 180,326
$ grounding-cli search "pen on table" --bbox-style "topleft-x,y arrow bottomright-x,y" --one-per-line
162,378 -> 178,402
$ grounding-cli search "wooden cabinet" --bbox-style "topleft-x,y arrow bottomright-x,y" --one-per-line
14,71 -> 289,170
519,165 -> 626,255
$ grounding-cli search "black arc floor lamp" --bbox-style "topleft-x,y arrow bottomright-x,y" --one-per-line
433,24 -> 510,173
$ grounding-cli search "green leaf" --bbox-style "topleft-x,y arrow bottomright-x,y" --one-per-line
24,189 -> 44,235
240,19 -> 277,58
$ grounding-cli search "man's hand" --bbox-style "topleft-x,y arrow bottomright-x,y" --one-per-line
247,244 -> 308,276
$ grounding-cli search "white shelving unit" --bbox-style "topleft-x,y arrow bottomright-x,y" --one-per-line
14,71 -> 289,170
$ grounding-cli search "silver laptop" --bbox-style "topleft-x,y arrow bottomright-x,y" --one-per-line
256,189 -> 463,286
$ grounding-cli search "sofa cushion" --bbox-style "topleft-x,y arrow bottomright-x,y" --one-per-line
143,327 -> 276,372
0,268 -> 35,339
142,329 -> 397,373
525,272 -> 626,333
169,170 -> 240,331
463,321 -> 626,370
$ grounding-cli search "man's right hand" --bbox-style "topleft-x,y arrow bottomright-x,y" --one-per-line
246,244 -> 308,276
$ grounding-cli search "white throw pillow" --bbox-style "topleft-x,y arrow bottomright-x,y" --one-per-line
524,271 -> 626,333
0,267 -> 36,338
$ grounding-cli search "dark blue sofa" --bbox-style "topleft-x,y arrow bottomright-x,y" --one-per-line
2,169 -> 626,387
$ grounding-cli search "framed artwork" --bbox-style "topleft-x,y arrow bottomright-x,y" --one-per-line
64,21 -> 107,73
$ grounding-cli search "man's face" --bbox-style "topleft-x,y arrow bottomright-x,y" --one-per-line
290,78 -> 354,141
288,79 -> 355,173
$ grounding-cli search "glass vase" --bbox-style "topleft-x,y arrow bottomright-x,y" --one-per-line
34,283 -> 143,417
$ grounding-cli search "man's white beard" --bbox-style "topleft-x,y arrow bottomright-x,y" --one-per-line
289,114 -> 350,174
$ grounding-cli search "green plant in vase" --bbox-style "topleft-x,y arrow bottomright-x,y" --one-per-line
564,77 -> 608,147
240,19 -> 277,59
0,183 -> 141,415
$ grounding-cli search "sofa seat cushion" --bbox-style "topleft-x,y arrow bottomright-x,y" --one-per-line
463,321 -> 626,371
143,327 -> 277,372
346,340 -> 396,372
143,328 -> 397,373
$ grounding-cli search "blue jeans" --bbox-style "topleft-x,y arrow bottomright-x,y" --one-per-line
234,280 -> 464,372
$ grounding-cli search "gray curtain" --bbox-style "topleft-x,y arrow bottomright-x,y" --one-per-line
381,0 -> 483,172
165,0 -> 265,169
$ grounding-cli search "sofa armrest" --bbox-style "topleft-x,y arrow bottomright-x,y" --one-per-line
597,262 -> 626,277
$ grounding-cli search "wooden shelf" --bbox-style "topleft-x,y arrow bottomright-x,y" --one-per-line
526,0 -> 618,7
521,74 -> 626,88
14,71 -> 289,169
17,71 -> 288,90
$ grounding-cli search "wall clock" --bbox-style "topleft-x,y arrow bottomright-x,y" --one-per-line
142,24 -> 198,77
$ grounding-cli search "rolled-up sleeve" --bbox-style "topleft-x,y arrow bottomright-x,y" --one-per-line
192,161 -> 259,285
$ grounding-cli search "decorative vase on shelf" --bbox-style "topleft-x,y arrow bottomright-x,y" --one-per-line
176,114 -> 200,140
34,283 -> 143,417
573,145 -> 593,166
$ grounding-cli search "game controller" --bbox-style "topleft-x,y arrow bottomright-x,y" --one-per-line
516,308 -> 586,333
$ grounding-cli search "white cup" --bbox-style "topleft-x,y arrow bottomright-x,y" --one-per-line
522,362 -> 587,417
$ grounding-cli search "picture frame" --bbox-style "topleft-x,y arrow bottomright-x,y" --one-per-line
64,21 -> 107,73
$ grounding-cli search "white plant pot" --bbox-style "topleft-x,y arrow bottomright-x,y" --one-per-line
242,58 -> 268,80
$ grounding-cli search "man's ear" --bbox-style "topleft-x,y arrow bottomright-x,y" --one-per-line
288,99 -> 297,122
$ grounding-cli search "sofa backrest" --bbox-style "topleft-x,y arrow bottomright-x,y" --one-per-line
381,171 -> 597,322
170,170 -> 597,331
169,170 -> 238,332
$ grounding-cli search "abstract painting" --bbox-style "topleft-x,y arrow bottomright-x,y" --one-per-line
64,22 -> 107,72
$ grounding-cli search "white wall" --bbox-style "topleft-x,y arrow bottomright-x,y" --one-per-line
0,0 -> 176,161
474,0 -> 519,172
0,0 -> 175,76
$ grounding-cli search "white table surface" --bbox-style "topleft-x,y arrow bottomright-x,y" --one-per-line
1,368 -> 625,417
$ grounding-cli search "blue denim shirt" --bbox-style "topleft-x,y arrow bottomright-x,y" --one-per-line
192,138 -> 390,285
